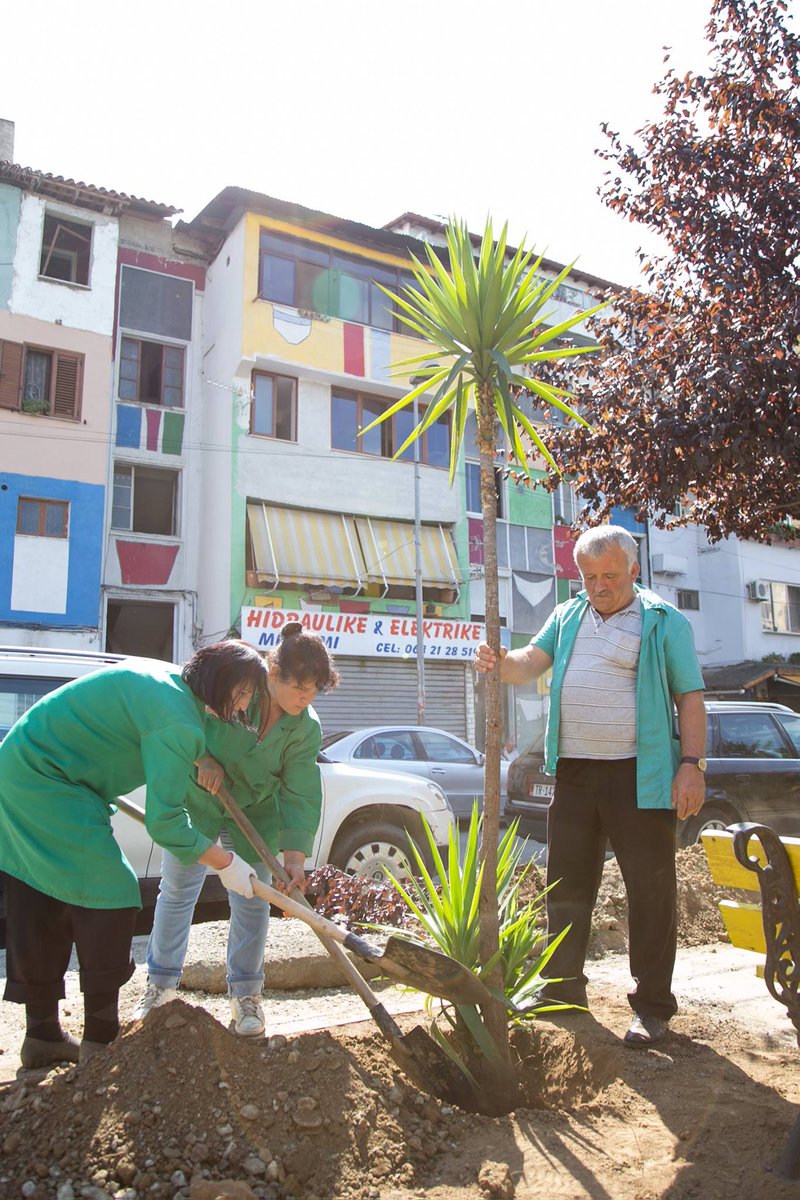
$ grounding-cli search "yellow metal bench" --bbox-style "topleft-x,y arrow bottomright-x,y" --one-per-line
702,822 -> 800,1180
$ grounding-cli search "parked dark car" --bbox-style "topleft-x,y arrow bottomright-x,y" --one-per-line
505,701 -> 800,848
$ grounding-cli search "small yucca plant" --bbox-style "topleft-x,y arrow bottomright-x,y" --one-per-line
384,805 -> 575,1077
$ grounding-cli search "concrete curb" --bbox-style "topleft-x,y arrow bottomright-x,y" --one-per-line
180,915 -> 384,994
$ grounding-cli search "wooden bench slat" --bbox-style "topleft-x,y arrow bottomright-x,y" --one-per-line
702,829 -> 800,893
719,900 -> 767,954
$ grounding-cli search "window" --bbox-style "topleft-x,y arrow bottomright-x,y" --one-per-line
118,337 -> 185,408
0,341 -> 83,419
417,730 -> 476,765
761,582 -> 800,634
39,212 -> 92,285
258,230 -> 421,334
112,464 -> 178,535
554,481 -> 578,525
0,677 -> 63,743
677,589 -> 700,611
251,372 -> 296,440
465,462 -> 505,518
777,714 -> 800,755
331,388 -> 449,464
355,731 -> 418,762
118,266 -> 194,341
717,712 -> 791,759
16,497 -> 68,538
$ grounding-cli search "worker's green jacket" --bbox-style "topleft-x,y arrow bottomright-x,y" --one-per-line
189,705 -> 323,864
0,658 -> 217,909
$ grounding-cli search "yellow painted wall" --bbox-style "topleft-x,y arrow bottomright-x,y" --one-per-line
240,213 -> 434,380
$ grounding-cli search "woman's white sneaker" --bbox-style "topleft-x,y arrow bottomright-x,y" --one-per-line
132,984 -> 178,1020
230,995 -> 265,1037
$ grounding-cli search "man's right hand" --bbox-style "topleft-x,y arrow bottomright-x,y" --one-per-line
474,642 -> 506,674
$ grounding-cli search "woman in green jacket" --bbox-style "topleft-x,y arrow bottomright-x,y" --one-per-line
0,640 -> 269,1069
133,623 -> 339,1038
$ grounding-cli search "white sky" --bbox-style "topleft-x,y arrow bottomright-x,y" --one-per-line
2,0 -> 784,286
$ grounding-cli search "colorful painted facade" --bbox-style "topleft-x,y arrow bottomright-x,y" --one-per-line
186,192 -> 471,732
0,133 -> 205,658
0,172 -> 121,641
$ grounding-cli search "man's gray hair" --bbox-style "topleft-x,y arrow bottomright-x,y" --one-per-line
573,525 -> 639,567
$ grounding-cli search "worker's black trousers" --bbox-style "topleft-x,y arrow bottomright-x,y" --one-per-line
545,757 -> 679,1021
2,873 -> 137,1004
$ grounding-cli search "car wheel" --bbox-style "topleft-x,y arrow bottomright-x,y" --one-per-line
679,803 -> 739,848
329,821 -> 422,885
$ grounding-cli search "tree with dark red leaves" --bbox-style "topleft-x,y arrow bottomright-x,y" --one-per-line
547,0 -> 800,543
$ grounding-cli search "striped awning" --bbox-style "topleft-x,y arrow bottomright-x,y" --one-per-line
246,503 -> 365,589
356,517 -> 460,589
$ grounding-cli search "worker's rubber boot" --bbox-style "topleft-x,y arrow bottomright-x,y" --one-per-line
20,1032 -> 80,1069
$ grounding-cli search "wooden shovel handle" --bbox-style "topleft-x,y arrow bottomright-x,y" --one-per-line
214,786 -> 386,1011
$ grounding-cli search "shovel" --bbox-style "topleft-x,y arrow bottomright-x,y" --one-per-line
213,784 -> 491,1006
116,792 -> 480,1108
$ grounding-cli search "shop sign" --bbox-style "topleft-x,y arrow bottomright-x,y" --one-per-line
241,607 -> 485,660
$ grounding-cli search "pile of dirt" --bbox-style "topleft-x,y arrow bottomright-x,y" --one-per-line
518,842 -> 743,957
3,992 -> 799,1200
0,1000 -> 603,1200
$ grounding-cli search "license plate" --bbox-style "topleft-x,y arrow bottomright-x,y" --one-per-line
531,783 -> 554,799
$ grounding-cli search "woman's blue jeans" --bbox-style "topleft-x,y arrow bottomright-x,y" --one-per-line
145,846 -> 271,999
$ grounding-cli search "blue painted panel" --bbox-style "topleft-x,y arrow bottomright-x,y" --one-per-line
116,405 -> 142,449
610,506 -> 646,535
0,473 -> 104,628
368,328 -> 392,382
0,184 -> 22,310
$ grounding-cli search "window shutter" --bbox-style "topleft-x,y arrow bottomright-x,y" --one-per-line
53,353 -> 82,419
0,340 -> 23,410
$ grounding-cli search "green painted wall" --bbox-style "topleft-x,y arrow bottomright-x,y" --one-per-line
506,469 -> 551,528
0,184 -> 21,309
556,578 -> 573,604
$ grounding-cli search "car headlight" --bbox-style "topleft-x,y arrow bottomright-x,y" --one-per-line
426,782 -> 448,805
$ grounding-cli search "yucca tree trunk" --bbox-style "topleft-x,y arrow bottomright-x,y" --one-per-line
475,385 -> 510,1064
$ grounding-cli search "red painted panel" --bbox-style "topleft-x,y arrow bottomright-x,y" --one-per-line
553,524 -> 580,579
468,517 -> 484,565
116,540 -> 179,585
117,247 -> 206,291
145,408 -> 161,451
343,323 -> 365,376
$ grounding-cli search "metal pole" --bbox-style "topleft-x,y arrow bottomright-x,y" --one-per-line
413,394 -> 425,725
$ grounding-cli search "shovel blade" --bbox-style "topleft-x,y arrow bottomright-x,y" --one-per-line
379,937 -> 493,1006
389,1025 -> 478,1110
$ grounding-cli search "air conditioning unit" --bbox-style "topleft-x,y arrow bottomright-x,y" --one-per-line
652,553 -> 688,576
746,580 -> 770,602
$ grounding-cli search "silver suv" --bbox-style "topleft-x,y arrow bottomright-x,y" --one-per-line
0,646 -> 454,936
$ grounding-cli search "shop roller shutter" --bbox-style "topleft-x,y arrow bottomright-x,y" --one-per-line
312,658 -> 468,740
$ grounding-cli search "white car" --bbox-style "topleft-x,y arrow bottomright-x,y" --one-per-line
0,646 -> 454,933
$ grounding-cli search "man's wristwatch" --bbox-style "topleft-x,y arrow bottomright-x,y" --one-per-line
680,755 -> 707,772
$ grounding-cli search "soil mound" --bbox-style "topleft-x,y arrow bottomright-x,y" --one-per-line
0,1000 -> 614,1200
519,841 -> 743,957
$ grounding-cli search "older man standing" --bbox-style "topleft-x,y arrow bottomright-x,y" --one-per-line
475,525 -> 706,1047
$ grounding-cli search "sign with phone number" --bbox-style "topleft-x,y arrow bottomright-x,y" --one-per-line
241,607 -> 486,660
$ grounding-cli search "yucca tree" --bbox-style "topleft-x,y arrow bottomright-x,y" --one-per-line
367,218 -> 605,1059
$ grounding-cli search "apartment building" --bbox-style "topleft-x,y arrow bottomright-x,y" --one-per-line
181,190 -> 471,731
0,119 -> 208,660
